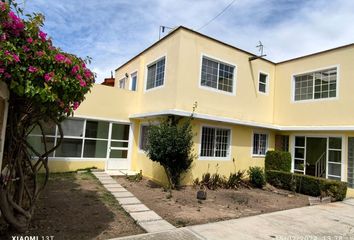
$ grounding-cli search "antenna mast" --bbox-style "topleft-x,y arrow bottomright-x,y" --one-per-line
249,41 -> 267,61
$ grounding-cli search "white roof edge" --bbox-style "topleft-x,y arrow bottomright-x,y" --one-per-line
129,109 -> 354,131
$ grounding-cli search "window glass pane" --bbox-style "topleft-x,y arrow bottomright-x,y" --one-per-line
30,121 -> 56,136
253,133 -> 268,155
347,137 -> 354,188
329,137 -> 341,149
61,119 -> 84,137
111,124 -> 129,140
155,58 -> 165,87
295,137 -> 305,147
259,83 -> 266,93
328,163 -> 341,177
295,148 -> 305,159
218,63 -> 234,93
201,58 -> 218,89
215,129 -> 230,157
111,141 -> 129,148
131,74 -> 137,91
294,68 -> 336,101
55,138 -> 83,157
146,64 -> 156,90
329,150 -> 341,163
85,121 -> 109,139
201,127 -> 215,157
83,140 -> 107,158
27,136 -> 54,157
110,149 -> 128,158
295,159 -> 304,170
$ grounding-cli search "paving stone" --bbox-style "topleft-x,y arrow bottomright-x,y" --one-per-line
130,210 -> 162,222
103,183 -> 123,188
101,179 -> 117,184
112,191 -> 134,198
138,220 -> 176,233
122,204 -> 150,213
106,187 -> 128,192
117,197 -> 141,205
110,228 -> 200,240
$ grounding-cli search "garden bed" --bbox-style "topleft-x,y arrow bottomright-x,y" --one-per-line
116,177 -> 309,227
0,172 -> 144,240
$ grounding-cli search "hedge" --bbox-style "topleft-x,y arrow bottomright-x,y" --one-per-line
266,170 -> 347,201
265,151 -> 291,172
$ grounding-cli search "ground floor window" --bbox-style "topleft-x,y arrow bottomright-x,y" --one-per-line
252,133 -> 268,156
327,137 -> 342,180
139,125 -> 150,151
294,136 -> 305,174
27,118 -> 129,159
200,126 -> 231,158
348,137 -> 354,188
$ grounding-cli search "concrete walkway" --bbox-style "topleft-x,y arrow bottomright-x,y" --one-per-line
92,171 -> 175,233
112,199 -> 354,240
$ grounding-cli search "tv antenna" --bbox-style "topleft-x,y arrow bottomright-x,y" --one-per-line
249,41 -> 267,61
159,25 -> 174,40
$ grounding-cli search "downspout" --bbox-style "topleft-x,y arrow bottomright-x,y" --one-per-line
0,82 -> 9,170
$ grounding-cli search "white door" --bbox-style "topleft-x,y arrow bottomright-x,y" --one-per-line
106,123 -> 130,170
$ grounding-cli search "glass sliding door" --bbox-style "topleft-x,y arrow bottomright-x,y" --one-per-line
327,137 -> 342,180
294,136 -> 306,174
348,137 -> 354,188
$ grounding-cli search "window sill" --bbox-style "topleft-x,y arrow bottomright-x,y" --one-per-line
252,154 -> 266,158
199,85 -> 236,96
198,156 -> 231,161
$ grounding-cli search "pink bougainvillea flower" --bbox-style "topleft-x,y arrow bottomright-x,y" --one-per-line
26,37 -> 33,44
12,54 -> 20,62
22,45 -> 30,52
81,62 -> 86,68
84,69 -> 93,79
71,65 -> 80,75
64,57 -> 72,65
54,53 -> 66,62
73,101 -> 80,110
0,2 -> 6,11
0,33 -> 6,41
0,68 -> 5,73
44,72 -> 54,82
79,80 -> 87,87
4,50 -> 10,56
28,66 -> 38,73
38,30 -> 47,41
36,51 -> 45,57
4,72 -> 11,79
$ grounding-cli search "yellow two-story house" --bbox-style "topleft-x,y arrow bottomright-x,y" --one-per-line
22,26 -> 354,195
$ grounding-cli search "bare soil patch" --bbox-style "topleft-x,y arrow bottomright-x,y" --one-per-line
116,177 -> 309,227
0,172 -> 144,240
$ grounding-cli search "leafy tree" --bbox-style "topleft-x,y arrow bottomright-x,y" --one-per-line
145,116 -> 195,189
0,2 -> 94,231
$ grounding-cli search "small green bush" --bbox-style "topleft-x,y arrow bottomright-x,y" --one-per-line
226,170 -> 245,189
266,170 -> 347,201
248,167 -> 266,188
265,151 -> 291,172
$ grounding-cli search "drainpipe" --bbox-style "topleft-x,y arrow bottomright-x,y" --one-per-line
0,82 -> 9,170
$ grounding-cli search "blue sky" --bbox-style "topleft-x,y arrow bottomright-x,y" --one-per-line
23,0 -> 354,82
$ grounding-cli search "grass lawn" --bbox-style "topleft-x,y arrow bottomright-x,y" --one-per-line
116,177 -> 309,227
0,172 -> 144,240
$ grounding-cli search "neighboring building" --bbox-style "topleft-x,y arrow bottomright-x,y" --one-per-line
27,26 -> 354,196
101,75 -> 115,87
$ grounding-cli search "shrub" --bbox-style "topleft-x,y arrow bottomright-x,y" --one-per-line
266,170 -> 347,201
146,116 -> 195,189
226,170 -> 245,189
265,151 -> 291,172
248,166 -> 266,188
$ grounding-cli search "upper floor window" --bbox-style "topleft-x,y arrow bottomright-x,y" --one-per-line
119,78 -> 125,89
146,57 -> 165,90
294,67 -> 337,101
200,126 -> 231,159
130,72 -> 137,91
201,56 -> 235,93
258,72 -> 268,94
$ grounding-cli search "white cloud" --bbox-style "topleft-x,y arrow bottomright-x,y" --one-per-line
24,0 -> 354,82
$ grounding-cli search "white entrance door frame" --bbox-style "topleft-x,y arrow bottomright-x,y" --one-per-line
290,133 -> 345,181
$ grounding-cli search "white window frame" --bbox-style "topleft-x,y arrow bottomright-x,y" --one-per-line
199,125 -> 232,161
129,71 -> 138,91
199,53 -> 237,96
291,65 -> 340,103
258,71 -> 269,95
251,132 -> 269,157
144,55 -> 167,92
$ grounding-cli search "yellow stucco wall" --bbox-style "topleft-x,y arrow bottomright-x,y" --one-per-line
47,160 -> 105,173
274,45 -> 354,126
130,119 -> 275,186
